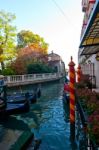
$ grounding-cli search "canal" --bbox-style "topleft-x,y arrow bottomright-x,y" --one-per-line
0,80 -> 86,150
27,81 -> 72,150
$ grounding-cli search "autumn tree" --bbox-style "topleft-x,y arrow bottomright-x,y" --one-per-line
10,30 -> 49,74
17,30 -> 48,55
0,10 -> 16,70
10,46 -> 48,74
10,58 -> 26,75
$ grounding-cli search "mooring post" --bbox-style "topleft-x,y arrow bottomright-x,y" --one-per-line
68,56 -> 75,141
77,65 -> 82,82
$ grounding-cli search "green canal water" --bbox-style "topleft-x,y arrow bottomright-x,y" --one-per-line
0,81 -> 86,150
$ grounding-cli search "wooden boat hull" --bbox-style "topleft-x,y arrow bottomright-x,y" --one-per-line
25,92 -> 37,104
6,100 -> 29,115
0,99 -> 6,109
7,92 -> 37,104
7,94 -> 27,104
0,100 -> 30,118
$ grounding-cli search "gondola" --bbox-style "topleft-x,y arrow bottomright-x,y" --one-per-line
7,89 -> 41,104
25,92 -> 37,104
0,97 -> 30,119
6,100 -> 29,115
0,76 -> 41,119
0,77 -> 30,118
7,93 -> 26,104
7,85 -> 41,104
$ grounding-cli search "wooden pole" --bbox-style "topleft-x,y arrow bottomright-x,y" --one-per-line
68,56 -> 75,141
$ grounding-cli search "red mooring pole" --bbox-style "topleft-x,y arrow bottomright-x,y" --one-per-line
68,56 -> 75,141
77,65 -> 82,82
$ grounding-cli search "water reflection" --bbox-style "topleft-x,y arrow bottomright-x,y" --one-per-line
0,116 -> 30,131
63,101 -> 70,123
0,116 -> 29,149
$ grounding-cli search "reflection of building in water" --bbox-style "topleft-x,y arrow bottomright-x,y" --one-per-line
48,51 -> 65,76
78,0 -> 99,89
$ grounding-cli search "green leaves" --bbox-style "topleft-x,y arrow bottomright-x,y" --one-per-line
0,10 -> 16,69
27,62 -> 55,74
17,30 -> 48,52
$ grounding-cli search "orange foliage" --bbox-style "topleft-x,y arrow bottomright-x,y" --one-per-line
17,44 -> 48,63
11,58 -> 26,75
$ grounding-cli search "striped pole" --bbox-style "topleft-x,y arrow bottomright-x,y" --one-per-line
77,65 -> 82,82
68,56 -> 75,141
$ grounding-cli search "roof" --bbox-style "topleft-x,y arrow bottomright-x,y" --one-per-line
48,52 -> 61,58
48,51 -> 61,62
80,0 -> 99,55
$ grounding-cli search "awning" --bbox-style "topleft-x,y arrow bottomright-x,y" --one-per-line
79,0 -> 99,55
81,45 -> 99,55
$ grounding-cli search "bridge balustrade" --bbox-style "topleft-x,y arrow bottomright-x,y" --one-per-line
3,73 -> 62,86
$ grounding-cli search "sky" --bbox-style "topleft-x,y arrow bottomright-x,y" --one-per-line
0,0 -> 83,69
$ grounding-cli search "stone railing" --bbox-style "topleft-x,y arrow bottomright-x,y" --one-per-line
4,73 -> 63,87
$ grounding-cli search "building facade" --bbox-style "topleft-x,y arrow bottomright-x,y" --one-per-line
78,0 -> 99,88
48,51 -> 65,76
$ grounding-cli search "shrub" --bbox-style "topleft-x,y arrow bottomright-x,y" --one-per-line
27,62 -> 55,74
88,112 -> 99,144
2,68 -> 15,75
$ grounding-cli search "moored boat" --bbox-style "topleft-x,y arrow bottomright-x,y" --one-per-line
0,99 -> 30,119
5,99 -> 29,115
0,76 -> 30,118
0,99 -> 6,109
0,76 -> 42,119
7,88 -> 41,104
25,92 -> 37,104
7,94 -> 26,104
